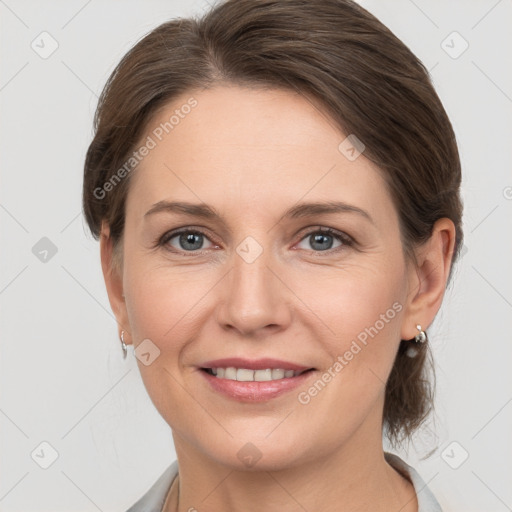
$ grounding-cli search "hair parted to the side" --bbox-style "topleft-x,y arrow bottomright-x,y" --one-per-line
82,0 -> 463,450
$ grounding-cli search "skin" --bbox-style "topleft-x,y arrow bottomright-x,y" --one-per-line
100,85 -> 455,512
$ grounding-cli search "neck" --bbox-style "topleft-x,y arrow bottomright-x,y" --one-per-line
164,417 -> 418,512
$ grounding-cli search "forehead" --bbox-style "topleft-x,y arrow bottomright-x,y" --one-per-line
126,85 -> 396,226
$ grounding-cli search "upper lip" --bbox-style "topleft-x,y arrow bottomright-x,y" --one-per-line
200,358 -> 314,371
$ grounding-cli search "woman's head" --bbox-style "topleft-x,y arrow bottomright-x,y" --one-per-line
83,0 -> 463,463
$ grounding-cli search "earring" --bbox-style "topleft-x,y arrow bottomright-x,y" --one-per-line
414,324 -> 427,344
120,330 -> 128,359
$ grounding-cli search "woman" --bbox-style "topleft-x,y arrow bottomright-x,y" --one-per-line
82,0 -> 463,510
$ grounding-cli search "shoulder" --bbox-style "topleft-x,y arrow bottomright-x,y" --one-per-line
384,452 -> 443,512
125,460 -> 179,512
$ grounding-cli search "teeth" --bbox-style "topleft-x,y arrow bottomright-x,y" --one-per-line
236,368 -> 254,381
254,369 -> 272,381
210,366 -> 304,381
271,369 -> 285,379
224,367 -> 237,380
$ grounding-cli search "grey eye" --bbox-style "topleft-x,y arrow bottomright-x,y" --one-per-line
167,231 -> 214,251
297,231 -> 343,252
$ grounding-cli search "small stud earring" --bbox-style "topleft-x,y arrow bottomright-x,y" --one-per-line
414,324 -> 427,344
120,330 -> 128,359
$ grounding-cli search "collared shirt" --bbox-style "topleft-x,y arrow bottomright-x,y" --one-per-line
126,451 -> 442,511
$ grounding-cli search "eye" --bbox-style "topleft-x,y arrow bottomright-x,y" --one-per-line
156,226 -> 353,255
159,229 -> 216,253
295,227 -> 353,253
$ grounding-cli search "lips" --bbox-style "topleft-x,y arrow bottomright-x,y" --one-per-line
200,357 -> 313,372
198,357 -> 316,402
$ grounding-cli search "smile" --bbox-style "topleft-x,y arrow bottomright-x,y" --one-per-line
203,367 -> 311,381
198,358 -> 317,402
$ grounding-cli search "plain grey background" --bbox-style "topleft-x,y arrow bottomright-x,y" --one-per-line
1,0 -> 511,510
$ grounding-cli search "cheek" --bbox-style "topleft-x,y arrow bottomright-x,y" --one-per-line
123,267 -> 199,425
297,255 -> 405,340
125,282 -> 173,344
123,249 -> 206,343
301,259 -> 405,397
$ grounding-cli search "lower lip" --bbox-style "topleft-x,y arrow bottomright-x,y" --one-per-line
200,369 -> 315,402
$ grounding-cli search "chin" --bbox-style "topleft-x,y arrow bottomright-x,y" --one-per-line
194,430 -> 319,473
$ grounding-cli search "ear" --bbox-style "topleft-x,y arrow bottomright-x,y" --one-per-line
100,221 -> 131,345
400,217 -> 457,341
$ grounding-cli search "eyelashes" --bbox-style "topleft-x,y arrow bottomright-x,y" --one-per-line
154,225 -> 355,256
294,227 -> 354,253
157,228 -> 217,254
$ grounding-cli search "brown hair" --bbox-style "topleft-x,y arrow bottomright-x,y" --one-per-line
83,0 -> 464,449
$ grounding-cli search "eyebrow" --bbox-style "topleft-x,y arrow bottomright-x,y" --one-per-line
144,200 -> 374,224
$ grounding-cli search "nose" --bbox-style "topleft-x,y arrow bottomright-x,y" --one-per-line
215,246 -> 292,337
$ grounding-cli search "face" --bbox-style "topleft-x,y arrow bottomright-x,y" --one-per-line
109,85 -> 419,470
